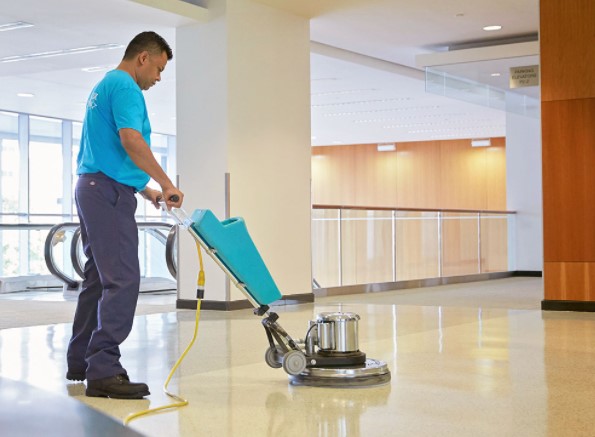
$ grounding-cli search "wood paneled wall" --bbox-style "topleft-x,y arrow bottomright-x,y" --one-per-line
541,0 -> 595,304
312,137 -> 506,211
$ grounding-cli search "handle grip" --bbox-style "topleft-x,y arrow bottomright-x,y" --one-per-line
156,194 -> 180,203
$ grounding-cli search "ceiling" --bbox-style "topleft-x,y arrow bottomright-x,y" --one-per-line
0,0 -> 540,145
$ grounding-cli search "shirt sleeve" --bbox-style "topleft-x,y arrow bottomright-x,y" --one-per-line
111,86 -> 145,133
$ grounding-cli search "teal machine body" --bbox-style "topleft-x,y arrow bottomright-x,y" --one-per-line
189,209 -> 282,306
179,208 -> 390,387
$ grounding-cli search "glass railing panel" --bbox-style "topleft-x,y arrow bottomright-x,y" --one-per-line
441,212 -> 480,277
0,227 -> 54,277
395,211 -> 440,281
29,229 -> 50,275
426,68 -> 506,111
1,228 -> 20,276
69,225 -> 175,281
480,213 -> 509,273
311,208 -> 341,288
140,228 -> 173,280
340,209 -> 393,286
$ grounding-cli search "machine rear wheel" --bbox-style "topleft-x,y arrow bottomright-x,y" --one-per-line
282,350 -> 307,376
265,346 -> 283,369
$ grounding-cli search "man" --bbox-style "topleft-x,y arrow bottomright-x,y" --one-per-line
66,31 -> 183,399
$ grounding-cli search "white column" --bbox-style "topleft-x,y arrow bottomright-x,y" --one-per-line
505,103 -> 543,272
176,0 -> 312,305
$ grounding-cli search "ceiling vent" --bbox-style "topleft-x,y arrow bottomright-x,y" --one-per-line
427,33 -> 538,53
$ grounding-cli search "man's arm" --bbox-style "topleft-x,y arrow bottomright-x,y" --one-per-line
119,128 -> 183,208
139,186 -> 162,209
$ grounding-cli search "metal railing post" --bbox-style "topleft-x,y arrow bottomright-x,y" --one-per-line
438,211 -> 443,278
477,212 -> 482,274
392,210 -> 397,282
338,208 -> 343,286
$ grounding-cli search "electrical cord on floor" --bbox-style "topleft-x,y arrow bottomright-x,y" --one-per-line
124,239 -> 205,426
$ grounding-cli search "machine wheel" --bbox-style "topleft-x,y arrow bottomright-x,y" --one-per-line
282,350 -> 307,376
265,346 -> 283,369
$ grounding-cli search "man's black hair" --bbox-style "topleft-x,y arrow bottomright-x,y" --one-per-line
123,31 -> 173,61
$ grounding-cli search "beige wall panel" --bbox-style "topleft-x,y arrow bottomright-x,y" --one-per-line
396,141 -> 442,208
354,144 -> 398,207
544,262 -> 595,301
439,140 -> 487,210
311,149 -> 328,205
312,137 -> 506,211
485,138 -> 507,211
540,0 -> 595,102
311,146 -> 356,205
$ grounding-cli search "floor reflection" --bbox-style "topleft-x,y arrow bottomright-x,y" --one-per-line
0,279 -> 594,436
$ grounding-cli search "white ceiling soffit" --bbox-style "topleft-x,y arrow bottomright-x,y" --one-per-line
308,0 -> 539,69
416,41 -> 539,68
310,44 -> 506,146
415,41 -> 541,100
127,0 -> 209,21
0,0 -> 187,135
248,0 -> 335,18
0,0 -> 538,142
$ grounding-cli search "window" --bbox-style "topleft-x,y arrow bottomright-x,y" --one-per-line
0,110 -> 177,283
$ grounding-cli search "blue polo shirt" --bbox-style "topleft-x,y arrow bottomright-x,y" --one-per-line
77,69 -> 151,191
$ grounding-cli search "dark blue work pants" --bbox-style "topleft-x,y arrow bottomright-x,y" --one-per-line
67,172 -> 140,381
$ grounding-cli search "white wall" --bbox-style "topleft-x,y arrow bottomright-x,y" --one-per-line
505,101 -> 543,271
176,0 -> 312,303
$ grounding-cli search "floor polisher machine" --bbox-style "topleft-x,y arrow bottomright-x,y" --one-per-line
171,207 -> 391,388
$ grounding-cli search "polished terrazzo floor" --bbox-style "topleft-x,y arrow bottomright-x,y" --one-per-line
1,278 -> 594,436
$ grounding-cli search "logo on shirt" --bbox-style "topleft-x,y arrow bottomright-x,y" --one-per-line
87,92 -> 98,110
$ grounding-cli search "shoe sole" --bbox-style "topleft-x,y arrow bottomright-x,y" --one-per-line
86,388 -> 150,399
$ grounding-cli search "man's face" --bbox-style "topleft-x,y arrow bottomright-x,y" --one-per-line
137,51 -> 168,91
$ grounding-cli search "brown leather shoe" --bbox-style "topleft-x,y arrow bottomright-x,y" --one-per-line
86,374 -> 150,399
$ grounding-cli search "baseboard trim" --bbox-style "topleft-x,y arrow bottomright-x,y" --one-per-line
176,292 -> 314,311
175,271 -> 544,310
314,271 -> 541,298
541,299 -> 595,312
513,270 -> 543,277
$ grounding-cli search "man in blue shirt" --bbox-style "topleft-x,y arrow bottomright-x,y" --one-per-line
67,31 -> 184,399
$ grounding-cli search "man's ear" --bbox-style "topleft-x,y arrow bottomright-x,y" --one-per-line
138,51 -> 149,65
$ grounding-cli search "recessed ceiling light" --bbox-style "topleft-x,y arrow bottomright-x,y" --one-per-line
483,25 -> 502,31
377,143 -> 396,152
491,73 -> 501,77
471,138 -> 491,147
0,21 -> 34,32
1,43 -> 123,63
17,93 -> 35,98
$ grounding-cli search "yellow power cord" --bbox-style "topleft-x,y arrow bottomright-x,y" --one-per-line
124,239 -> 205,426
